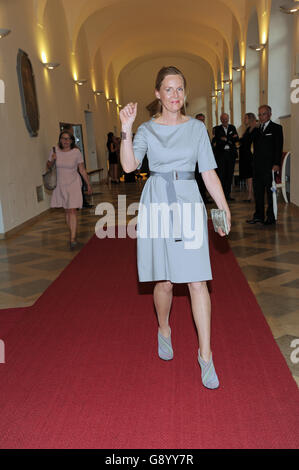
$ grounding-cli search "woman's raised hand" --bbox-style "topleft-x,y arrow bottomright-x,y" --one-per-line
120,102 -> 137,130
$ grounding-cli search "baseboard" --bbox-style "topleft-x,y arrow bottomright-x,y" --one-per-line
0,208 -> 52,240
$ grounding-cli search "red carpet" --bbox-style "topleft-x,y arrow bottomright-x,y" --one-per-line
0,229 -> 298,449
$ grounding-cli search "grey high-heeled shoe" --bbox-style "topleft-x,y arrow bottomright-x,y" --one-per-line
158,328 -> 173,361
198,350 -> 219,389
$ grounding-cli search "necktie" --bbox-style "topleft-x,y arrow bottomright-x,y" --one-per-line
261,123 -> 265,132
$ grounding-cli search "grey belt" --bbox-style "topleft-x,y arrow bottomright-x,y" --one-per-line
150,171 -> 195,242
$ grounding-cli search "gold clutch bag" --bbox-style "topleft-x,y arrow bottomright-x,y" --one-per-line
211,209 -> 229,235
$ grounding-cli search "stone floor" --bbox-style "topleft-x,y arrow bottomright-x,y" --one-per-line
0,178 -> 298,387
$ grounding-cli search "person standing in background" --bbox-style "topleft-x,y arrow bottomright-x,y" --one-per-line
61,124 -> 93,208
47,130 -> 92,249
107,132 -> 120,183
239,113 -> 257,203
246,105 -> 283,226
213,113 -> 239,201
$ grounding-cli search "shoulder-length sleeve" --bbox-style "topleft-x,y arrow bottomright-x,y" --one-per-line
133,124 -> 148,170
197,122 -> 217,173
76,149 -> 84,165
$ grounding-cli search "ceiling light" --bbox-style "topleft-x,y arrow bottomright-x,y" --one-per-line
42,62 -> 60,70
74,79 -> 87,86
280,2 -> 299,13
232,66 -> 245,72
0,29 -> 11,39
249,44 -> 266,52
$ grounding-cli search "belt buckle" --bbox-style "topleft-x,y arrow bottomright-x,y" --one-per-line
173,171 -> 178,180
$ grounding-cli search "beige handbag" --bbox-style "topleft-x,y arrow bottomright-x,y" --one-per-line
43,147 -> 57,190
43,162 -> 57,190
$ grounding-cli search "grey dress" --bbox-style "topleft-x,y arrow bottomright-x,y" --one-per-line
133,117 -> 217,283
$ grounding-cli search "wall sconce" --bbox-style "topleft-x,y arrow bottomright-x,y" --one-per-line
216,88 -> 223,94
106,98 -> 116,103
117,104 -> 123,109
222,79 -> 232,85
249,44 -> 266,52
211,95 -> 216,100
280,2 -> 299,13
0,29 -> 11,39
232,66 -> 245,72
74,79 -> 87,86
42,62 -> 60,70
94,90 -> 104,96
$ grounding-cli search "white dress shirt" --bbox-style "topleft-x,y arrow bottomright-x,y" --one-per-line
222,126 -> 230,149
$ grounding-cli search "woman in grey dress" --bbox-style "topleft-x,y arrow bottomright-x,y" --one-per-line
120,66 -> 231,389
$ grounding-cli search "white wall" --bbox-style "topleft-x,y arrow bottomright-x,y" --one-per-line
0,0 -> 109,234
233,41 -> 242,130
268,0 -> 293,122
290,10 -> 299,207
246,10 -> 259,116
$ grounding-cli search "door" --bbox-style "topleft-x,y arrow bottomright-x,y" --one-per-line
84,111 -> 98,181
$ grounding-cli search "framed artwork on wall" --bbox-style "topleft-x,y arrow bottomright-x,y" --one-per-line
16,49 -> 40,137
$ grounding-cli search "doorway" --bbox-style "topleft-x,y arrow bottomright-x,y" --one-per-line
84,111 -> 99,182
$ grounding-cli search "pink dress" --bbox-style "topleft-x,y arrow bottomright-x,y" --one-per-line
48,147 -> 84,209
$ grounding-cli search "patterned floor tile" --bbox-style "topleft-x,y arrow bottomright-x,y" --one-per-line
240,265 -> 289,282
0,271 -> 25,283
275,335 -> 299,377
231,246 -> 270,258
256,292 -> 299,317
29,258 -> 71,271
282,279 -> 299,289
0,279 -> 52,298
0,253 -> 50,265
265,252 -> 299,265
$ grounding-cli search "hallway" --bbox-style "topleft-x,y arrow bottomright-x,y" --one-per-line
0,180 -> 298,387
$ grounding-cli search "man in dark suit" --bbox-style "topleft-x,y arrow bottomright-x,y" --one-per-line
246,105 -> 283,226
213,113 -> 239,201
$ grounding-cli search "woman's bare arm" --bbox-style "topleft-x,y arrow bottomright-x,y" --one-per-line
119,103 -> 140,173
202,169 -> 231,236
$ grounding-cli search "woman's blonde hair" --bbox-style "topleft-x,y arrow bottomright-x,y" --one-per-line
154,66 -> 187,116
245,112 -> 257,126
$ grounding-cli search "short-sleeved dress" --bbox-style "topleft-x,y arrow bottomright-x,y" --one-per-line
133,118 -> 217,283
48,147 -> 84,209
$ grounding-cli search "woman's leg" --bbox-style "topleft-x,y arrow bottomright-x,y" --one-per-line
247,177 -> 253,200
68,209 -> 78,242
188,281 -> 211,362
153,281 -> 173,338
65,209 -> 70,229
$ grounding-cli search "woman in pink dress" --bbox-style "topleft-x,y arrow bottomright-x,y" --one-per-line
47,130 -> 92,249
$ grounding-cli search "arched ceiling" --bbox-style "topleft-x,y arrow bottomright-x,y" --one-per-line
38,0 -> 261,89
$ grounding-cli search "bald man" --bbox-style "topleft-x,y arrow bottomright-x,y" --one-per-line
246,105 -> 283,225
213,113 -> 239,201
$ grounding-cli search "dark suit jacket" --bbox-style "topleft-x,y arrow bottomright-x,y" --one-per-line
251,121 -> 283,171
213,124 -> 239,157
